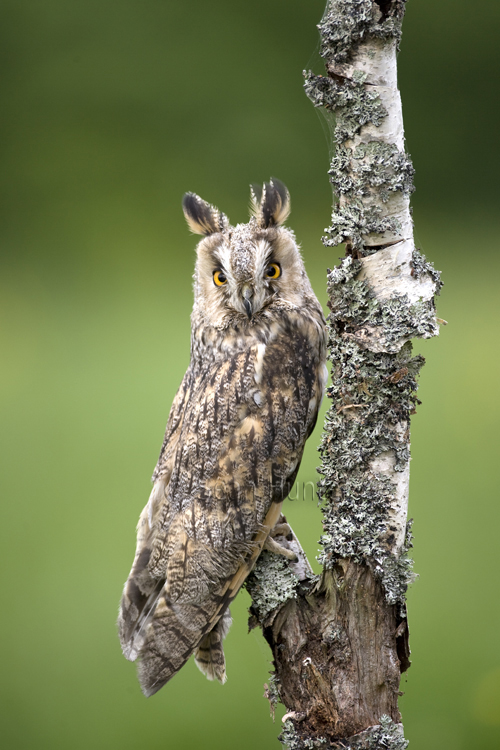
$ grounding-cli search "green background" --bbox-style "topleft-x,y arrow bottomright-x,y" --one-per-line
1,1 -> 499,748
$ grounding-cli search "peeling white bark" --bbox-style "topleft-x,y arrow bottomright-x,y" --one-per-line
330,38 -> 399,88
358,240 -> 435,305
352,239 -> 440,354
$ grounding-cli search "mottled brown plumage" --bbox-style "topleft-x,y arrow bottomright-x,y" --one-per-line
118,180 -> 327,695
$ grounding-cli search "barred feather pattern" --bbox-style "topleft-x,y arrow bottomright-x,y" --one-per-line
194,607 -> 233,683
118,182 -> 327,696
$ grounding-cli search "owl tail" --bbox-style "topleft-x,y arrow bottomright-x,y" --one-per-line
119,546 -> 164,662
194,607 -> 232,684
133,503 -> 284,695
119,480 -> 168,661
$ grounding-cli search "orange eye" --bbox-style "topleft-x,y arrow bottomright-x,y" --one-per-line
213,270 -> 227,287
265,263 -> 281,280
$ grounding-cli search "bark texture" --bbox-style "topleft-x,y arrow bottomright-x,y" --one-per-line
246,2 -> 442,748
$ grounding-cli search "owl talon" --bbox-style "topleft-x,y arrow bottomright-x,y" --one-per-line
264,534 -> 298,561
270,522 -> 292,539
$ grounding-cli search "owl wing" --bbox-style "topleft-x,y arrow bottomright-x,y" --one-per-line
118,368 -> 194,659
119,319 -> 325,695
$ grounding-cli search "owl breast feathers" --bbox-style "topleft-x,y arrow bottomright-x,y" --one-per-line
118,179 -> 327,696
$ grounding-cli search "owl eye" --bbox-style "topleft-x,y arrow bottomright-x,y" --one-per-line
265,263 -> 281,280
213,270 -> 227,287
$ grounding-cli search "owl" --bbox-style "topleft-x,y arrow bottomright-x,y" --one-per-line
118,179 -> 327,696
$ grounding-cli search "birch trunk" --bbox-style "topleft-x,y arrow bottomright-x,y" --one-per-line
246,2 -> 442,748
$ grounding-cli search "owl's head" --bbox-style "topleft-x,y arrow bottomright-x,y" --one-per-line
183,179 -> 315,328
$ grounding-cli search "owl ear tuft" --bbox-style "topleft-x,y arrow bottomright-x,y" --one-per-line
182,193 -> 228,236
250,178 -> 290,228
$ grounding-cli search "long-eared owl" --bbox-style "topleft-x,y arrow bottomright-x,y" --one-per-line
118,179 -> 327,696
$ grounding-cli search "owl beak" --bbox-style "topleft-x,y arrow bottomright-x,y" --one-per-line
241,284 -> 254,319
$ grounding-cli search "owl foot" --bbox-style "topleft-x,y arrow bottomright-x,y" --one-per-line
264,533 -> 298,561
270,522 -> 292,538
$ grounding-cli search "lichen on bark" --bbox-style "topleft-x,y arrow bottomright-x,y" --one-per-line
321,203 -> 399,252
318,0 -> 407,65
246,550 -> 300,623
280,714 -> 408,750
245,2 -> 442,747
329,143 -> 415,203
304,72 -> 387,142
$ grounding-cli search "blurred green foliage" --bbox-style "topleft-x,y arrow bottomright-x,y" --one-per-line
1,1 -> 499,748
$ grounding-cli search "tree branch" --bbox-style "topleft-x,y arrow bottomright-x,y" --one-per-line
246,2 -> 442,747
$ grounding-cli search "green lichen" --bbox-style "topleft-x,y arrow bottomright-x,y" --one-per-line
304,3 -> 415,254
264,672 -> 281,721
279,716 -> 408,750
304,72 -> 387,142
280,720 -> 328,750
380,296 -> 438,346
319,473 -> 397,562
245,550 -> 300,622
379,521 -> 416,605
329,142 -> 415,202
319,0 -> 407,65
321,139 -> 416,252
326,256 -> 438,344
317,257 -> 428,604
322,201 -> 399,251
342,715 -> 409,749
412,248 -> 443,294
